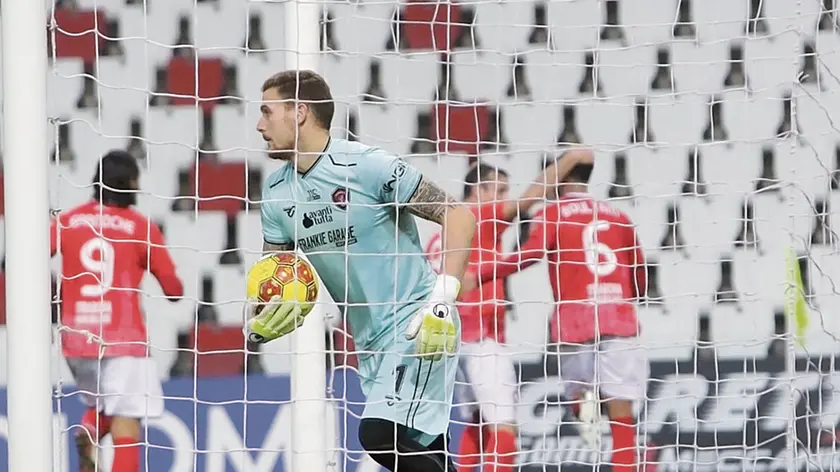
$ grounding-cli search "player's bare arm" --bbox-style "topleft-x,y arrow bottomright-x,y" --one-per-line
263,240 -> 295,254
501,148 -> 595,221
406,177 -> 476,280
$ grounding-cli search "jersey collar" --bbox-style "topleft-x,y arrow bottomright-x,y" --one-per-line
298,137 -> 332,178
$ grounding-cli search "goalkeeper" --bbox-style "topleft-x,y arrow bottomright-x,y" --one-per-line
250,70 -> 476,472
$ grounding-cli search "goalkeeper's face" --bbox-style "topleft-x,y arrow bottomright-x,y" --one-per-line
257,89 -> 300,160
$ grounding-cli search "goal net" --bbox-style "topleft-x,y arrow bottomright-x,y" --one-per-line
10,0 -> 840,471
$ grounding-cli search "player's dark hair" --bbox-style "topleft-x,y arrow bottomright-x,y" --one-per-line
566,163 -> 594,184
262,70 -> 335,130
463,163 -> 508,200
92,150 -> 139,208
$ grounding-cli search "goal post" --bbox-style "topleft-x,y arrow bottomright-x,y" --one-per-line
2,1 -> 56,472
285,1 -> 329,471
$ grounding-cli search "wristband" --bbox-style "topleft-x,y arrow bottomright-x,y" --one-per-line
431,274 -> 461,304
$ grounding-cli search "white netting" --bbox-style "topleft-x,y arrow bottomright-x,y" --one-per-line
17,0 -> 840,470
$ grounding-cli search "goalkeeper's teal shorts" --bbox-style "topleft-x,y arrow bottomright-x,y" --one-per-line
358,331 -> 460,445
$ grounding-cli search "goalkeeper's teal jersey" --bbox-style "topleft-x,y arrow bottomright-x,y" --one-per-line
260,138 -> 437,352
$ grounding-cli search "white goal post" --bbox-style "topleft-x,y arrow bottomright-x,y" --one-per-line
2,1 -> 56,472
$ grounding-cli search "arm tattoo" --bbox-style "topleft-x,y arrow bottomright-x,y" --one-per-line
263,240 -> 295,254
405,177 -> 458,224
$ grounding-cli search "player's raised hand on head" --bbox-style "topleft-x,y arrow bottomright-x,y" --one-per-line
544,148 -> 595,185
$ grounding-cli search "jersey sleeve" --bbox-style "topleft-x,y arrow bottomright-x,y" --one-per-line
261,195 -> 292,245
477,207 -> 559,283
626,216 -> 647,299
146,222 -> 184,298
477,202 -> 512,237
358,148 -> 423,205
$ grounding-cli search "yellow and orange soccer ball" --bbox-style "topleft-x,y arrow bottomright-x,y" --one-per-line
246,253 -> 319,316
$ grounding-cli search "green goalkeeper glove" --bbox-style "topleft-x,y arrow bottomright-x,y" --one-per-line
245,295 -> 306,344
404,275 -> 460,361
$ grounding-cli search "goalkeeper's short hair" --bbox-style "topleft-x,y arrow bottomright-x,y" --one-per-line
92,150 -> 140,208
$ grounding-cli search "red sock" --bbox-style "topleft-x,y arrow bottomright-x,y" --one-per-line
457,424 -> 482,471
483,427 -> 517,472
80,408 -> 112,441
610,416 -> 637,472
111,437 -> 139,472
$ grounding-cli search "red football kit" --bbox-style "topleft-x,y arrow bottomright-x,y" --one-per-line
425,201 -> 510,343
477,193 -> 646,344
51,201 -> 183,358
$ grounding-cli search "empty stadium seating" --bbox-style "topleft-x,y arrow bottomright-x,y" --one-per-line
2,0 -> 840,385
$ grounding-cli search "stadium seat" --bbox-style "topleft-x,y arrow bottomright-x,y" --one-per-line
709,303 -> 774,359
638,305 -> 695,361
357,102 -> 419,155
188,323 -> 246,377
329,1 -> 394,56
188,160 -> 247,215
400,1 -> 463,52
598,44 -> 657,100
432,103 -> 491,156
669,40 -> 730,96
144,106 -> 202,169
500,102 -> 561,153
377,52 -> 439,104
212,265 -> 246,326
470,0 -> 532,54
647,94 -> 706,147
451,51 -> 511,104
164,212 -> 227,282
576,96 -> 635,149
53,8 -> 110,62
546,0 -> 602,52
166,56 -> 225,112
620,0 -> 679,47
49,59 -> 85,118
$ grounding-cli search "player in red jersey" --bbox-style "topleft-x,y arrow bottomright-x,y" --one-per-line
50,151 -> 184,472
463,150 -> 647,472
425,154 -> 589,472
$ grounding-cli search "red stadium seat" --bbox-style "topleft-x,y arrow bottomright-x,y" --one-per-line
432,103 -> 490,155
52,8 -> 109,61
188,161 -> 246,216
189,324 -> 245,377
332,323 -> 358,369
402,1 -> 463,52
167,57 -> 225,112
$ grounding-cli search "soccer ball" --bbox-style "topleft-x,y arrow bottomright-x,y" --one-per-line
246,253 -> 319,316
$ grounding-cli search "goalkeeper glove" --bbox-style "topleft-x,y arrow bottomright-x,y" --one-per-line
245,295 -> 306,344
404,275 -> 460,361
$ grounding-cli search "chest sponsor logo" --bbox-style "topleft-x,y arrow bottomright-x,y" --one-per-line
283,206 -> 296,217
302,207 -> 334,228
332,187 -> 349,210
297,226 -> 358,251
